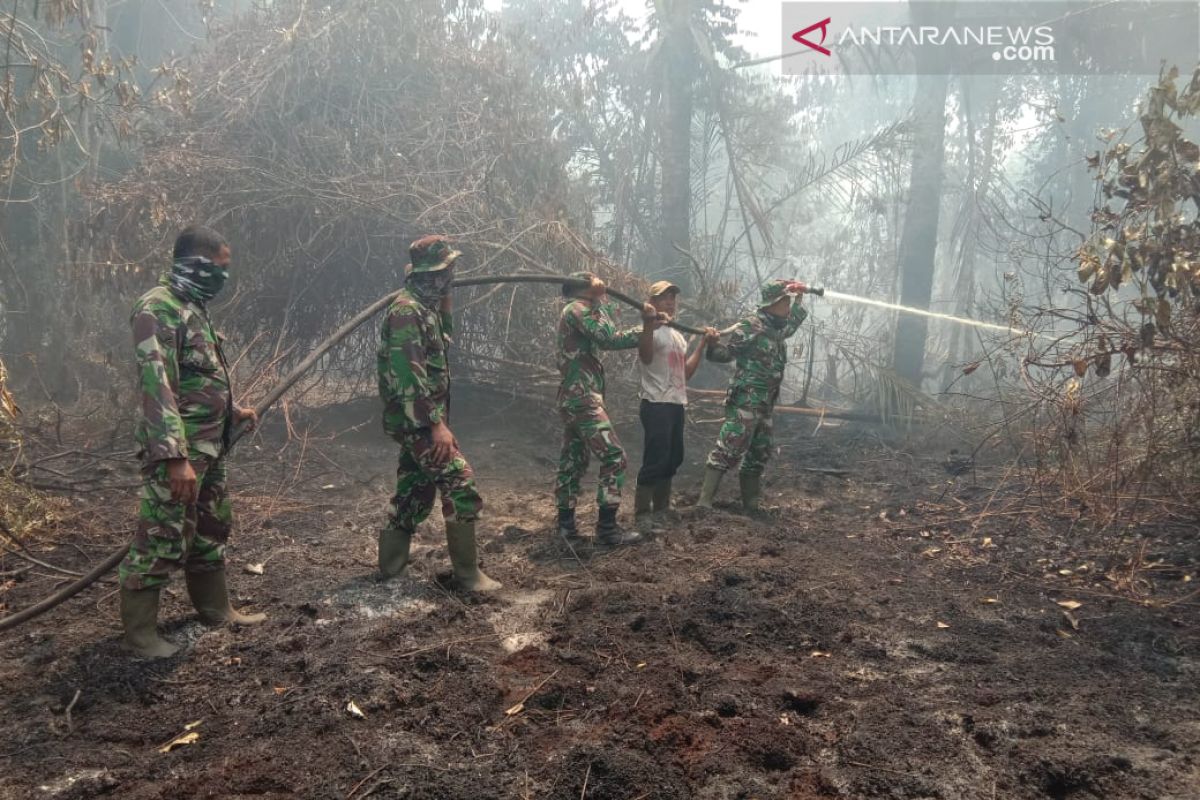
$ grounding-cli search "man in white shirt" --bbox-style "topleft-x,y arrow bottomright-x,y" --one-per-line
634,281 -> 719,530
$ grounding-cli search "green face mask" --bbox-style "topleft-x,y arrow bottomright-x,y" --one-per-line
168,256 -> 229,304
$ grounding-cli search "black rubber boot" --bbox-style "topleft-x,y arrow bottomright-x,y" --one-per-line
557,508 -> 582,541
595,506 -> 642,547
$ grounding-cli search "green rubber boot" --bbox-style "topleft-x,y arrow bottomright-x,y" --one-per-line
186,569 -> 267,626
378,526 -> 413,578
120,587 -> 180,659
739,472 -> 763,514
634,482 -> 655,531
696,467 -> 724,509
445,521 -> 502,592
652,479 -> 673,515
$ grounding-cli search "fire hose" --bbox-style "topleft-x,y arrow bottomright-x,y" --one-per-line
0,273 -> 821,632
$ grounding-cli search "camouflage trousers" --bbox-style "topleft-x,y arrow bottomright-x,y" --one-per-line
119,456 -> 231,591
388,429 -> 483,532
705,403 -> 774,476
555,402 -> 627,512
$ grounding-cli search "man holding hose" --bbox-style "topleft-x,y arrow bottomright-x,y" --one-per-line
119,225 -> 264,659
555,272 -> 662,546
633,281 -> 719,530
698,278 -> 810,513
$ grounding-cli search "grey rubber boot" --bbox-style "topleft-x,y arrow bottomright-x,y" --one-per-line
595,506 -> 643,546
739,472 -> 763,514
634,482 -> 655,531
378,526 -> 413,578
696,467 -> 725,509
120,587 -> 180,659
186,569 -> 268,625
445,521 -> 502,592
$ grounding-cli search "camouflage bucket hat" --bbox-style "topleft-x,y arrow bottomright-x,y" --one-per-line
759,279 -> 793,307
408,235 -> 461,274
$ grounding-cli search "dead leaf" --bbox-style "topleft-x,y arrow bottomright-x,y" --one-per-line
981,537 -> 994,548
921,548 -> 943,558
272,686 -> 290,695
159,731 -> 200,753
936,621 -> 951,629
810,650 -> 832,658
980,598 -> 999,605
346,700 -> 366,719
962,361 -> 981,375
1058,568 -> 1073,576
159,722 -> 203,754
243,563 -> 265,576
1056,600 -> 1083,611
1063,611 -> 1080,631
504,702 -> 525,716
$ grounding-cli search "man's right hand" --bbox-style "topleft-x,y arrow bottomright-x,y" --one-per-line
166,458 -> 198,505
430,421 -> 457,465
641,303 -> 667,329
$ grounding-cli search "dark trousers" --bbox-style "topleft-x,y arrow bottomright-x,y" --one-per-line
638,400 -> 685,485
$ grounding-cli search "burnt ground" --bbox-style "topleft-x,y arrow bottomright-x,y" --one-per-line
1,384 -> 1198,800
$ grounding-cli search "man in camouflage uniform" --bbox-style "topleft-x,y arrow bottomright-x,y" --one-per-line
376,235 -> 500,592
697,278 -> 809,513
119,225 -> 265,659
555,272 -> 661,545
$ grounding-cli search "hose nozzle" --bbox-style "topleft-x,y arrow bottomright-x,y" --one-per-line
807,286 -> 825,297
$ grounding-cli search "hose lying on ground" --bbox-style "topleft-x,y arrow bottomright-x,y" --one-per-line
0,273 -> 734,632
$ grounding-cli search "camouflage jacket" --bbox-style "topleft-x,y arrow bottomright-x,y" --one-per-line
132,285 -> 234,463
556,299 -> 641,411
378,288 -> 454,436
707,302 -> 807,409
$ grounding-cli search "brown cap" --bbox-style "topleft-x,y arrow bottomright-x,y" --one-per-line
648,280 -> 680,298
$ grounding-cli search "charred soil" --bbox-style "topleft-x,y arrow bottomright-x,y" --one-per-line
1,387 -> 1197,799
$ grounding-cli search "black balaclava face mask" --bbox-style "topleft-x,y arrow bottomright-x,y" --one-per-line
407,266 -> 454,307
166,255 -> 229,305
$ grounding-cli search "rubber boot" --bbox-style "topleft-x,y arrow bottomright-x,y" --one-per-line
739,472 -> 763,514
120,587 -> 180,659
186,569 -> 267,626
696,467 -> 725,509
378,526 -> 413,578
595,506 -> 642,546
557,508 -> 582,541
445,521 -> 502,592
633,482 -> 655,532
652,480 -> 673,515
